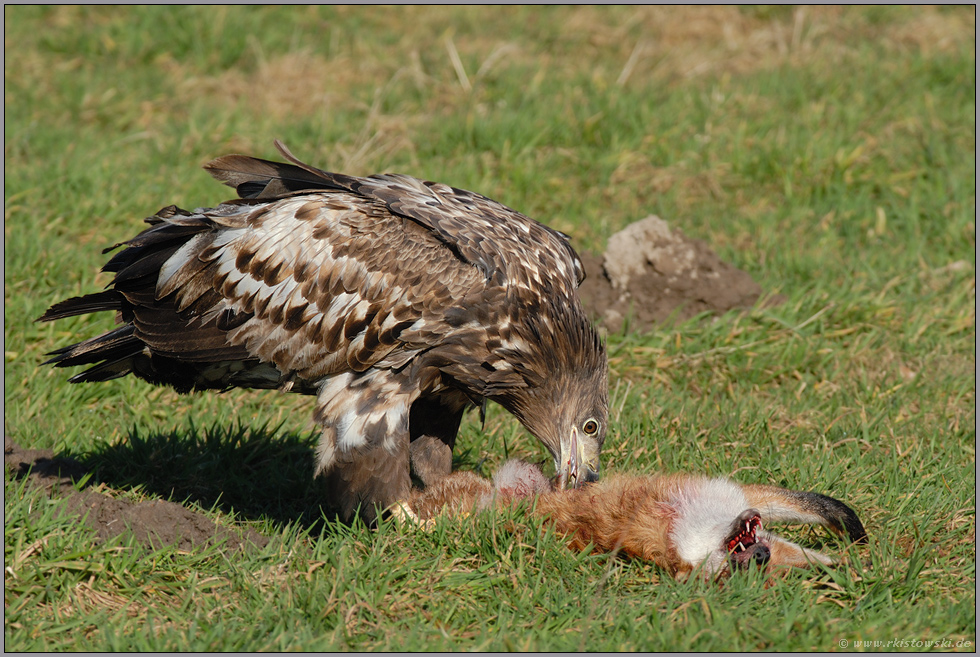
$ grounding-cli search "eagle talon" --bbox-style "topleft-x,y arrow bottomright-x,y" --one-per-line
387,500 -> 436,531
387,500 -> 419,523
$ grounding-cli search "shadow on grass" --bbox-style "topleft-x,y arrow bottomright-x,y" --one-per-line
75,420 -> 484,535
80,421 -> 331,532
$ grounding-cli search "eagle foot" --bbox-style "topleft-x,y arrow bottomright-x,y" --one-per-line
386,500 -> 436,531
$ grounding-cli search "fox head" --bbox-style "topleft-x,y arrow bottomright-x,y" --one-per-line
667,477 -> 836,580
667,477 -> 769,579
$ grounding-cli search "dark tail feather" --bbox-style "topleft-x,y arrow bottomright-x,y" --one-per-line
69,354 -> 139,383
43,325 -> 143,383
272,139 -> 340,181
204,140 -> 344,200
37,290 -> 123,323
103,207 -> 212,279
43,325 -> 141,369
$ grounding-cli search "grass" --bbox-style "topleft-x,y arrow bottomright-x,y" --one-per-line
4,5 -> 975,651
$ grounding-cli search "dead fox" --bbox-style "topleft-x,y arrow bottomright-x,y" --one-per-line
406,460 -> 867,580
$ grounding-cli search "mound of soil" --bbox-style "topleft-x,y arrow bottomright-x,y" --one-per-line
4,435 -> 268,553
577,215 -> 779,333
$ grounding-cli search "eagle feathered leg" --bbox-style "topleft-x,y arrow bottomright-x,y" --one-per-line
408,394 -> 469,489
320,440 -> 411,524
409,435 -> 453,489
313,370 -> 419,523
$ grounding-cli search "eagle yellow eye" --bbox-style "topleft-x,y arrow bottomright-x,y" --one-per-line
582,418 -> 600,436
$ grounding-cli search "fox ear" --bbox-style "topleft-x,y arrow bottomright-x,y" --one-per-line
741,484 -> 867,544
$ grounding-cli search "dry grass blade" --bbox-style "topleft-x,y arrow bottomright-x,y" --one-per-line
444,34 -> 471,93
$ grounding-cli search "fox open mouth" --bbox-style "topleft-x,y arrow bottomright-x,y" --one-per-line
725,510 -> 771,570
726,513 -> 762,554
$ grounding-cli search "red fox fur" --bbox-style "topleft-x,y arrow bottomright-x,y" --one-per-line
406,460 -> 867,580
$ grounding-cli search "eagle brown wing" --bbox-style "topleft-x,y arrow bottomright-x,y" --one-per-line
39,142 -> 606,522
46,192 -> 486,393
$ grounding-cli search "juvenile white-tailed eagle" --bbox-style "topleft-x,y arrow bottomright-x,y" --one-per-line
39,141 -> 608,522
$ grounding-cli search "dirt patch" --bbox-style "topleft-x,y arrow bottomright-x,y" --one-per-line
578,215 -> 780,334
4,435 -> 268,553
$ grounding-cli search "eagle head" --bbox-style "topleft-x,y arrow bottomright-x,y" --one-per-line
491,302 -> 608,490
511,365 -> 607,489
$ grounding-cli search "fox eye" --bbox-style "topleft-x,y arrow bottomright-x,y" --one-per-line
582,418 -> 600,436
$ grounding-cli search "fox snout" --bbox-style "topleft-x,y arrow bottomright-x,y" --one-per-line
732,542 -> 771,570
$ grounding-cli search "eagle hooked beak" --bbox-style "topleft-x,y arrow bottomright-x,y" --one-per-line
557,426 -> 599,489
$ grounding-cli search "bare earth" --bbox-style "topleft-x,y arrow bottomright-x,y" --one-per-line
4,435 -> 269,553
7,216 -> 773,551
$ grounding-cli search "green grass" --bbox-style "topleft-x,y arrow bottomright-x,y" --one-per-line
4,5 -> 975,651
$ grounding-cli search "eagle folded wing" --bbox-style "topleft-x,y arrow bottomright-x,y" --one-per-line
39,141 -> 609,522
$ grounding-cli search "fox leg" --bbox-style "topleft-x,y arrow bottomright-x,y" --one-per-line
741,484 -> 867,544
758,529 -> 836,568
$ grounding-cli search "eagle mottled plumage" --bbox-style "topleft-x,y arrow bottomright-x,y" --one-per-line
39,141 -> 608,522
